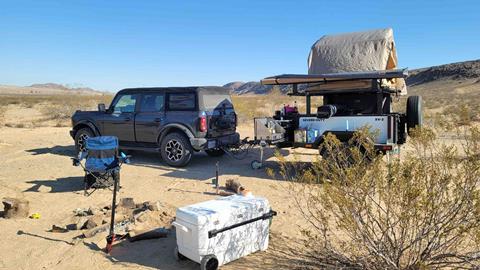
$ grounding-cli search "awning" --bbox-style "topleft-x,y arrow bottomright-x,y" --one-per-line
261,69 -> 408,85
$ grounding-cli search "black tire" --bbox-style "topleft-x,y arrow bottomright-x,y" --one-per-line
74,127 -> 94,153
160,132 -> 193,167
406,96 -> 423,135
205,148 -> 225,157
200,255 -> 219,270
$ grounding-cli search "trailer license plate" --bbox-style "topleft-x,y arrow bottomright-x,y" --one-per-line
208,140 -> 216,148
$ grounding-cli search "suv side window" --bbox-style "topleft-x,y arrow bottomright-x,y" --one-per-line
112,94 -> 137,113
139,93 -> 164,112
167,92 -> 196,111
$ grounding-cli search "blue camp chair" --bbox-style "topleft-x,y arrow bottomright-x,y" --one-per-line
72,136 -> 130,196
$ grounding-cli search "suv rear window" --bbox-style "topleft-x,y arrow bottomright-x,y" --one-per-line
168,92 -> 196,111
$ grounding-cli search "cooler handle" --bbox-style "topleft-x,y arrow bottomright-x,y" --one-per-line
172,221 -> 189,232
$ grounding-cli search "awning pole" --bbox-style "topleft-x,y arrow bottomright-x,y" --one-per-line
306,94 -> 311,115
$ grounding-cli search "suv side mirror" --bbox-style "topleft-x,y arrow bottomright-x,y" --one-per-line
98,103 -> 106,112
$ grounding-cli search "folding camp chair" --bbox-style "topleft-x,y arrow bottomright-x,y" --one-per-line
72,136 -> 130,196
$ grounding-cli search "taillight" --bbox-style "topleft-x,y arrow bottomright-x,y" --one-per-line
199,112 -> 207,132
382,145 -> 393,151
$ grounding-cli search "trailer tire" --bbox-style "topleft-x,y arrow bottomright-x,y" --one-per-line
406,95 -> 423,135
200,255 -> 219,270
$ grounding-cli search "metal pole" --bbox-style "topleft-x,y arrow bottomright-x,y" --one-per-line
306,94 -> 311,115
106,172 -> 118,253
215,161 -> 219,194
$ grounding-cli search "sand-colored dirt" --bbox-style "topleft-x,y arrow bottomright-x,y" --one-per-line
0,124 -> 316,270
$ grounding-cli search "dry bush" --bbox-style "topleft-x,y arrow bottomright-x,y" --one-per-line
0,94 -> 113,127
276,127 -> 480,269
39,95 -> 113,125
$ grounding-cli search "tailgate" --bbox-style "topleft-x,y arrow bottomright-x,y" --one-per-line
208,105 -> 236,137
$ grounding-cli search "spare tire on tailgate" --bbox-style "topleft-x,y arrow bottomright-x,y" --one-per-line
406,95 -> 423,135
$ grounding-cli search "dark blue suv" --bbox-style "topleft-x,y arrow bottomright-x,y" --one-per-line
70,87 -> 239,167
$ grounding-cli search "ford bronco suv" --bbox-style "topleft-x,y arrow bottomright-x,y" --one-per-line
70,87 -> 239,167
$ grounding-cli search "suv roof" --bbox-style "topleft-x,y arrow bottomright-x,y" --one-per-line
118,86 -> 229,95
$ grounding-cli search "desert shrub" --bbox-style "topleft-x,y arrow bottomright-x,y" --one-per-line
0,94 -> 113,127
276,127 -> 480,269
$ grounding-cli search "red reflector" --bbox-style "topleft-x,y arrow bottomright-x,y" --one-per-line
382,145 -> 393,151
199,116 -> 207,132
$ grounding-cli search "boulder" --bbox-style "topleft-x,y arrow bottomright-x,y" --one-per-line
119,198 -> 135,209
2,198 -> 29,219
146,201 -> 162,211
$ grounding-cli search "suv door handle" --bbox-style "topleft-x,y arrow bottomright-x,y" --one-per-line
125,117 -> 132,121
154,118 -> 162,122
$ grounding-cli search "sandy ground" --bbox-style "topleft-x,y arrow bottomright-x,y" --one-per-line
0,124 -> 317,270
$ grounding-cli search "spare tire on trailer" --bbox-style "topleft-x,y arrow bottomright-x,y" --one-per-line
406,95 -> 423,135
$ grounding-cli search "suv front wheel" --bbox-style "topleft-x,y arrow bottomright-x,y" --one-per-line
74,127 -> 94,153
160,132 -> 193,167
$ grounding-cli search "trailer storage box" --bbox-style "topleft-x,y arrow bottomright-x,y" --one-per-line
173,195 -> 276,269
254,117 -> 286,142
294,129 -> 307,143
307,129 -> 319,143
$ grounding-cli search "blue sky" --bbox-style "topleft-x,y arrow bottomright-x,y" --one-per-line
1,0 -> 478,91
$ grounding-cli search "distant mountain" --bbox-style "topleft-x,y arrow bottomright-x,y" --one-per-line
406,59 -> 480,86
224,59 -> 480,95
223,81 -> 245,92
29,83 -> 100,93
223,81 -> 300,95
0,83 -> 104,95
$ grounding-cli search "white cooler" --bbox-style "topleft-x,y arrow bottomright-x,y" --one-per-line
173,195 -> 276,270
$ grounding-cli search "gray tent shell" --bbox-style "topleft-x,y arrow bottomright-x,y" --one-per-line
307,28 -> 406,95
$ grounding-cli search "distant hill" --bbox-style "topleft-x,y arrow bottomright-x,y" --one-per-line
225,59 -> 480,95
0,83 -> 104,95
223,81 -> 300,95
407,59 -> 480,86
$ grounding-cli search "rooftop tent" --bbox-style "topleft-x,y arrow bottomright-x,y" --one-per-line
307,28 -> 406,95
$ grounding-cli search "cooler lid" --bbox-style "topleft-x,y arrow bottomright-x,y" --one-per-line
176,195 -> 270,227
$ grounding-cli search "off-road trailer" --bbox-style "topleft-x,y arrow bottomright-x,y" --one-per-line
267,68 -> 421,153
222,69 -> 422,169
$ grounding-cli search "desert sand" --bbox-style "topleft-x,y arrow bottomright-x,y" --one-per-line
0,122 -> 315,270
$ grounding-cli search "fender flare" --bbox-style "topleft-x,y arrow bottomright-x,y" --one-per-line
158,123 -> 195,144
73,120 -> 101,137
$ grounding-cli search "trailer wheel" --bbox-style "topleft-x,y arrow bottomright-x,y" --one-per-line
174,246 -> 186,261
251,160 -> 262,170
406,95 -> 423,135
200,255 -> 219,270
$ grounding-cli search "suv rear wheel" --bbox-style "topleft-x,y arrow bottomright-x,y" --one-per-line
160,132 -> 193,167
74,127 -> 94,153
